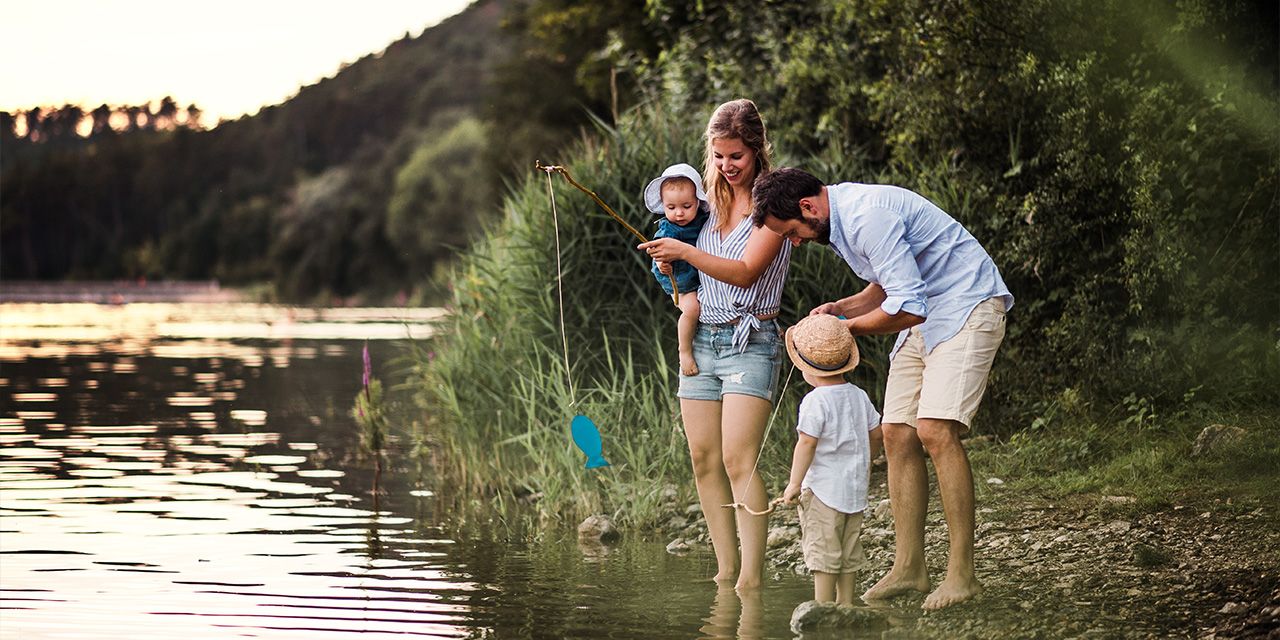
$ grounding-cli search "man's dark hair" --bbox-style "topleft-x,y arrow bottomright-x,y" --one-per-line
750,167 -> 825,227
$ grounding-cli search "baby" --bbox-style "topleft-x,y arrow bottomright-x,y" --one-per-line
643,163 -> 710,376
779,314 -> 884,604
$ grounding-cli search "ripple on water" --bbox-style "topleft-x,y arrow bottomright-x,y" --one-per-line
11,392 -> 58,402
167,396 -> 213,407
229,409 -> 266,425
0,308 -> 567,640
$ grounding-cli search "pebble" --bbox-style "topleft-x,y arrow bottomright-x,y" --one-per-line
767,525 -> 799,548
577,514 -> 619,543
872,498 -> 893,520
1218,602 -> 1248,615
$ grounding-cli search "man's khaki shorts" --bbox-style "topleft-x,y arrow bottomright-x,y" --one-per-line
798,490 -> 867,574
882,297 -> 1006,433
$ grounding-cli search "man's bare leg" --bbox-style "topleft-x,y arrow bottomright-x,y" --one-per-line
918,417 -> 982,610
863,422 -> 931,601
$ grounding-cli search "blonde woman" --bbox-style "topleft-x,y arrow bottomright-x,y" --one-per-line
639,99 -> 791,590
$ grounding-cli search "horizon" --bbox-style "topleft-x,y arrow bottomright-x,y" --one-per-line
0,0 -> 471,128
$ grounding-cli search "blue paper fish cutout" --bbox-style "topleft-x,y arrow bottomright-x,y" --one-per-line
570,415 -> 610,469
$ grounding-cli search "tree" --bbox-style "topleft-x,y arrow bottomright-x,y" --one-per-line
155,96 -> 179,130
386,117 -> 490,274
90,104 -> 112,136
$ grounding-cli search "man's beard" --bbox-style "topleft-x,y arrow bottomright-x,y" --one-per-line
806,217 -> 831,245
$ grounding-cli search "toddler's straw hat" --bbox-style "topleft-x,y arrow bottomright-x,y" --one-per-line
643,163 -> 708,214
785,314 -> 860,377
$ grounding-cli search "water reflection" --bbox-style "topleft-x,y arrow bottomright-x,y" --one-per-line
1,303 -> 821,639
701,585 -> 768,640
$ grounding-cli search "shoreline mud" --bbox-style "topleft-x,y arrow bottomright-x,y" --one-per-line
646,465 -> 1278,639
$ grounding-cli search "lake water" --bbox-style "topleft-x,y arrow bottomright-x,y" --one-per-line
0,303 -> 833,639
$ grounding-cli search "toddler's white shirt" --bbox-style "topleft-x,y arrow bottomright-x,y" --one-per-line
797,383 -> 881,514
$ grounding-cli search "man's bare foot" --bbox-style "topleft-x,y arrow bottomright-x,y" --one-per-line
679,351 -> 699,376
711,571 -> 736,583
922,575 -> 982,610
862,568 -> 930,602
734,574 -> 762,591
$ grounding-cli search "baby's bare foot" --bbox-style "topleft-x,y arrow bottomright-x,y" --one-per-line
922,575 -> 982,610
862,568 -> 930,602
679,352 -> 699,376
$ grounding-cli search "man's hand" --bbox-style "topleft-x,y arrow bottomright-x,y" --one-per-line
809,302 -> 842,316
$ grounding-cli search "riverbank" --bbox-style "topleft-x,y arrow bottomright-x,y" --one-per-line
618,409 -> 1280,638
658,481 -> 1277,638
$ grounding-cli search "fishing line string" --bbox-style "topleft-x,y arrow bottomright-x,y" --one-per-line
544,169 -> 576,408
723,363 -> 795,516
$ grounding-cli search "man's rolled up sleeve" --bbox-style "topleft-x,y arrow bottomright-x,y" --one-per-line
859,208 -> 928,318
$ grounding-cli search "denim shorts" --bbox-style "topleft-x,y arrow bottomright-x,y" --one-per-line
677,320 -> 783,402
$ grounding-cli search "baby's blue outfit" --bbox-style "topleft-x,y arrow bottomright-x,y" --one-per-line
651,207 -> 709,296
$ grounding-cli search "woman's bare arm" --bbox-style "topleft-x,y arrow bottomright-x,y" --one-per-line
638,226 -> 783,288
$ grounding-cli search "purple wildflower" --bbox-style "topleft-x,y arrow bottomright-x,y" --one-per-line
362,341 -> 372,395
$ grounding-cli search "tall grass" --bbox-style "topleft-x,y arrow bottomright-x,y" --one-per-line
407,104 -> 893,525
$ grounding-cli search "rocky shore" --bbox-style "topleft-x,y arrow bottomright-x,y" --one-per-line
649,467 -> 1279,639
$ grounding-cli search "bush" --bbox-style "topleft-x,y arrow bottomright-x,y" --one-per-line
412,0 -> 1279,518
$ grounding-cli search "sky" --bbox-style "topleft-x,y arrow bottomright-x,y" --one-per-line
1,0 -> 472,126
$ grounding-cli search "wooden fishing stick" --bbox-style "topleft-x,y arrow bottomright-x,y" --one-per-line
536,161 -> 680,307
722,497 -> 786,516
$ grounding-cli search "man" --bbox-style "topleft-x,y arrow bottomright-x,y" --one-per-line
752,167 -> 1012,610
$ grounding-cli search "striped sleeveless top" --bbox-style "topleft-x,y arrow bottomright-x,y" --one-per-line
696,210 -> 792,352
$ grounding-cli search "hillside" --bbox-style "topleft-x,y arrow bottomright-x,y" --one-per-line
2,0 -> 510,300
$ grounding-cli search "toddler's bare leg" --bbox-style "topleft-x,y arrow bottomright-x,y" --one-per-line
813,571 -> 836,602
677,291 -> 700,376
836,572 -> 857,605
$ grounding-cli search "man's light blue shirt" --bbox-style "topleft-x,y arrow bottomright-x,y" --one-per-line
826,183 -> 1013,359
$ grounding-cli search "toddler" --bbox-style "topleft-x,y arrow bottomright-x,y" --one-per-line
778,314 -> 884,604
643,163 -> 710,376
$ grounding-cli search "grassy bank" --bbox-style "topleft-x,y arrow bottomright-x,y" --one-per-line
971,407 -> 1280,513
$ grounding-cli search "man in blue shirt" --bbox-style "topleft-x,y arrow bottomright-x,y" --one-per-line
752,167 -> 1012,610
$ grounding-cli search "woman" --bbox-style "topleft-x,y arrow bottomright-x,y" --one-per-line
639,99 -> 791,590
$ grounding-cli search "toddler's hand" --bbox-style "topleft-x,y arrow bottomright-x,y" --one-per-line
656,260 -> 673,275
781,482 -> 802,505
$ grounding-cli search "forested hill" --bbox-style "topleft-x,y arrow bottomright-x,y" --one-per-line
2,0 -> 551,301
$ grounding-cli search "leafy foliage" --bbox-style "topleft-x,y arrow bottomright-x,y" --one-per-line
412,0 -> 1278,520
